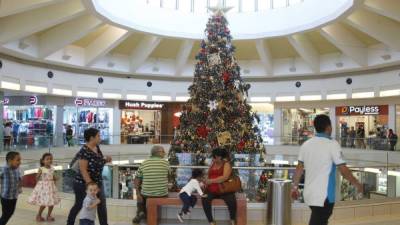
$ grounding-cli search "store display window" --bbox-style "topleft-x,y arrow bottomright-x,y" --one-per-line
336,105 -> 388,150
63,100 -> 113,145
3,105 -> 56,149
119,101 -> 163,144
250,103 -> 274,145
282,108 -> 329,145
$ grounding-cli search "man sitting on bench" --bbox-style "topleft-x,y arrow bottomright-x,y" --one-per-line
132,145 -> 170,224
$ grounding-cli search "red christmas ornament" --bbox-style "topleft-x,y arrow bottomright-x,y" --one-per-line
223,72 -> 230,83
196,125 -> 209,138
237,140 -> 245,151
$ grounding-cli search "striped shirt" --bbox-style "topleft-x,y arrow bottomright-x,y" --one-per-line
136,156 -> 170,197
0,166 -> 21,199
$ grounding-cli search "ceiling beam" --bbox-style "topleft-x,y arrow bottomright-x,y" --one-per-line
175,40 -> 194,76
130,35 -> 161,72
345,9 -> 400,51
363,0 -> 400,23
288,34 -> 320,73
320,24 -> 367,67
0,0 -> 85,44
255,39 -> 273,76
0,0 -> 64,18
38,14 -> 103,58
85,26 -> 130,66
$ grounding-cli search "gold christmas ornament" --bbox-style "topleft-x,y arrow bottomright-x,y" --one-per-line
217,131 -> 231,145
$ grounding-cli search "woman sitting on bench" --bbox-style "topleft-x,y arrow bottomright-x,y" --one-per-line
203,148 -> 237,225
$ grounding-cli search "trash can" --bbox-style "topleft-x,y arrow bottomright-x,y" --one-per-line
266,179 -> 292,225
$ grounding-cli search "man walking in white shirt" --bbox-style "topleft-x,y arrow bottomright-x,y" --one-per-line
291,114 -> 363,225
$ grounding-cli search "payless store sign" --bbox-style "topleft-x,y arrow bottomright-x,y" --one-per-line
336,105 -> 388,116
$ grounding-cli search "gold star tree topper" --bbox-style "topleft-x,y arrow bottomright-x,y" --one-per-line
208,0 -> 233,15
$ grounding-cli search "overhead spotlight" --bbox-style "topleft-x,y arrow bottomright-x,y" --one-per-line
147,81 -> 153,87
107,61 -> 115,68
346,78 -> 352,85
335,62 -> 344,68
381,54 -> 392,61
18,40 -> 29,50
98,77 -> 104,84
62,54 -> 71,61
289,66 -> 296,72
152,66 -> 160,72
0,60 -> 2,69
295,81 -> 301,88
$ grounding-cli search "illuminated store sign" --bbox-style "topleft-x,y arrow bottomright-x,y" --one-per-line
119,101 -> 164,110
75,98 -> 106,107
336,105 -> 388,116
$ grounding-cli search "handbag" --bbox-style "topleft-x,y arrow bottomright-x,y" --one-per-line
218,168 -> 242,194
219,175 -> 242,194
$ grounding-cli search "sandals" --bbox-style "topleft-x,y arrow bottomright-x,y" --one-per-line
47,216 -> 55,222
36,216 -> 45,222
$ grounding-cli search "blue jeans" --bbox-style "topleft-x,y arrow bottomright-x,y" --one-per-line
67,182 -> 108,225
80,219 -> 94,225
179,192 -> 197,214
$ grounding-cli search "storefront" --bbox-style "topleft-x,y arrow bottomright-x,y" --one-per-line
119,101 -> 163,144
63,98 -> 114,145
336,105 -> 388,149
282,108 -> 330,145
3,96 -> 56,149
249,103 -> 274,145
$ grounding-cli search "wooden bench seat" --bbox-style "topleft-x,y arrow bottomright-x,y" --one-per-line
146,193 -> 247,225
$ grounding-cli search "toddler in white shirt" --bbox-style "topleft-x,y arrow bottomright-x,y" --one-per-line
177,169 -> 206,223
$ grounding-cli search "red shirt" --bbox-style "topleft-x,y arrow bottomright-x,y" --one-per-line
207,162 -> 225,194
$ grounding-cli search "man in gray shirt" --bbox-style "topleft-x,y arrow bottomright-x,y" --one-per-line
80,182 -> 101,225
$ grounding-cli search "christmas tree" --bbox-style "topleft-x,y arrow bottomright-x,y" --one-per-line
169,4 -> 267,201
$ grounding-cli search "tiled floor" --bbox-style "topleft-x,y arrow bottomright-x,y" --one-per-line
7,205 -> 400,225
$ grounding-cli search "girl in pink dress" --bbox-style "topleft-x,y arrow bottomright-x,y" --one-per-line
28,153 -> 61,222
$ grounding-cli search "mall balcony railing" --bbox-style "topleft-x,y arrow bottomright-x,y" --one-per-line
18,159 -> 400,204
1,134 -> 399,152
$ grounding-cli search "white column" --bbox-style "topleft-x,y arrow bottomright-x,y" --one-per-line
273,107 -> 282,145
55,106 -> 64,147
389,104 -> 396,131
112,102 -> 121,145
329,107 -> 337,140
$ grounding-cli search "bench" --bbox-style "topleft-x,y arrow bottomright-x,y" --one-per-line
146,193 -> 247,225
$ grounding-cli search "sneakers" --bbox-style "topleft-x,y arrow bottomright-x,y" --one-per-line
177,213 -> 184,223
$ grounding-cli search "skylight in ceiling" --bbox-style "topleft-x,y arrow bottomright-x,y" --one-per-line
142,0 -> 304,14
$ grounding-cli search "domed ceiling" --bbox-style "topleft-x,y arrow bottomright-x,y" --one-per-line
0,0 -> 399,81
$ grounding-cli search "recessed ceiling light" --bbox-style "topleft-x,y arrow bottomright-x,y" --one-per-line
77,91 -> 98,98
127,94 -> 147,100
62,54 -> 71,61
1,81 -> 20,90
52,88 -> 72,96
335,62 -> 344,68
18,40 -> 29,50
250,97 -> 271,102
326,93 -> 347,100
300,95 -> 321,101
25,85 -> 48,94
103,93 -> 122,99
107,62 -> 115,68
352,92 -> 374,99
381,54 -> 392,61
176,96 -> 190,102
275,96 -> 295,102
152,95 -> 171,101
380,89 -> 400,97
